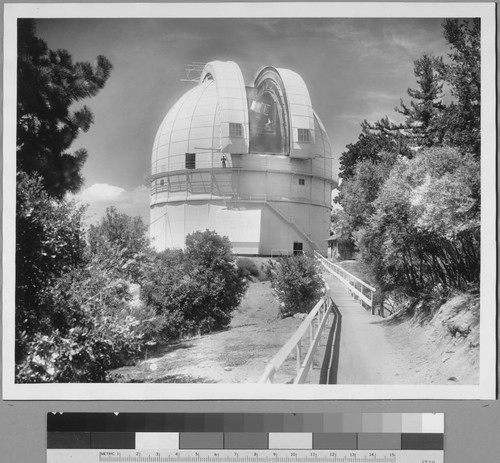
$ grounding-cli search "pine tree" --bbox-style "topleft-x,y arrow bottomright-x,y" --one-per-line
395,54 -> 445,147
362,54 -> 445,150
17,19 -> 113,198
438,19 -> 481,157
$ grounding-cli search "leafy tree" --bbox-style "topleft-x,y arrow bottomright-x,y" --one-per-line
359,147 -> 479,297
338,129 -> 399,181
330,209 -> 356,260
330,209 -> 351,235
87,207 -> 151,283
88,207 -> 149,255
338,151 -> 398,230
267,255 -> 325,318
17,19 -> 112,198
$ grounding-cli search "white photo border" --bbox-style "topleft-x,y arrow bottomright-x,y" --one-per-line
3,2 -> 497,400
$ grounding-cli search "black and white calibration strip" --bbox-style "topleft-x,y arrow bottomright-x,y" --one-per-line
47,413 -> 444,463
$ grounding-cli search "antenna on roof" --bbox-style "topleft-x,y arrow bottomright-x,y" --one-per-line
181,62 -> 206,83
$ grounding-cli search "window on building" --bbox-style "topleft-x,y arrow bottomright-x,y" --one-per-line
298,128 -> 310,143
293,242 -> 304,255
229,122 -> 243,138
159,179 -> 164,186
298,178 -> 305,186
185,152 -> 196,169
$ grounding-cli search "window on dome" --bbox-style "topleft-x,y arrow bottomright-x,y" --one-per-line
185,152 -> 196,169
229,123 -> 243,138
298,128 -> 310,143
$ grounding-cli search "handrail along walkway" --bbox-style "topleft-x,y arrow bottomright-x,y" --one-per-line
259,289 -> 333,384
314,251 -> 377,313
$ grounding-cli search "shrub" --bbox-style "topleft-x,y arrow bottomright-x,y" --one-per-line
16,172 -> 87,363
16,315 -> 144,383
267,255 -> 325,318
16,249 -> 156,383
236,257 -> 260,279
184,230 -> 249,329
142,230 -> 248,338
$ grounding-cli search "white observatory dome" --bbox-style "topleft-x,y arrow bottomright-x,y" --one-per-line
150,60 -> 336,255
152,61 -> 250,176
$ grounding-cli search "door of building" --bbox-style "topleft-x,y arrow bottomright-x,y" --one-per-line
293,241 -> 303,255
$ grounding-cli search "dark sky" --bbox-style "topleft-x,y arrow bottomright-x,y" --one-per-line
35,16 -> 451,223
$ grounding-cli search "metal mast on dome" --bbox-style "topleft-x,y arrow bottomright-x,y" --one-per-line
180,62 -> 206,83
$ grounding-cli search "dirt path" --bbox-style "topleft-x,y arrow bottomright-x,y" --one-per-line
109,281 -> 305,383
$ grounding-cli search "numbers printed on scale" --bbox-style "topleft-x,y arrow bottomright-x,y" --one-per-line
44,449 -> 442,463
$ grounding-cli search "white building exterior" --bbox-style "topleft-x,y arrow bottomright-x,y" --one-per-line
150,61 -> 336,255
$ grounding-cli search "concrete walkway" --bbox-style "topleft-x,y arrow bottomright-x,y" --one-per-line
321,272 -> 408,384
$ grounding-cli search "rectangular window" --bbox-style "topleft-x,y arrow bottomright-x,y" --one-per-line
229,122 -> 243,138
298,178 -> 305,186
185,152 -> 196,169
298,128 -> 310,143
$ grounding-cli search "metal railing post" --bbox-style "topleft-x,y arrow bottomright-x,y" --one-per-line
296,342 -> 302,374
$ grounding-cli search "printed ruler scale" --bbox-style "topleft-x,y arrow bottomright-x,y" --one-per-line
48,449 -> 443,463
46,413 -> 444,463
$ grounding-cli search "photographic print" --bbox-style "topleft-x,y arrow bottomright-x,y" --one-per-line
2,3 -> 496,400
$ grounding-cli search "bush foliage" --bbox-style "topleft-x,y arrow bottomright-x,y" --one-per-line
142,230 -> 248,337
16,172 -> 87,363
16,208 -> 156,382
236,257 -> 260,279
267,255 -> 325,318
358,147 -> 479,297
16,211 -> 249,382
87,206 -> 152,283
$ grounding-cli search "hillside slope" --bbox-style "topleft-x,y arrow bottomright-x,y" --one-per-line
383,293 -> 480,384
109,281 -> 304,383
